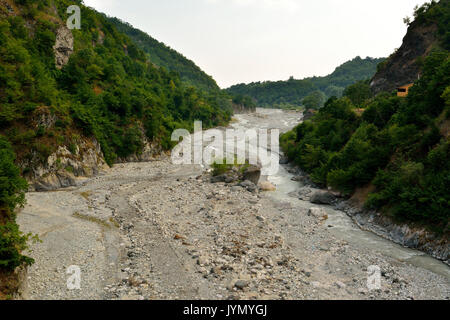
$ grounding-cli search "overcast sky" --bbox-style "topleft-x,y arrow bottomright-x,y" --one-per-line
83,0 -> 428,88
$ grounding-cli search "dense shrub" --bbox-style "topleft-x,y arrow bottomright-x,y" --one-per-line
281,49 -> 450,230
0,0 -> 233,167
0,136 -> 33,271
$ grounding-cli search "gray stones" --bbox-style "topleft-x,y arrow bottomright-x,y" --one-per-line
279,156 -> 289,165
210,174 -> 227,183
234,280 -> 249,290
239,180 -> 258,193
308,207 -> 328,220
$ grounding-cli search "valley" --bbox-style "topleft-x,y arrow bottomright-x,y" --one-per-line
16,109 -> 449,300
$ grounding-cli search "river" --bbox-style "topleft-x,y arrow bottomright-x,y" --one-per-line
17,107 -> 449,300
231,108 -> 449,279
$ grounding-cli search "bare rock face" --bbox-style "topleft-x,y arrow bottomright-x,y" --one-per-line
53,26 -> 74,69
22,139 -> 109,191
370,22 -> 438,94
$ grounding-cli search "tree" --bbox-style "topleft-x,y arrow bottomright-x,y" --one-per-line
302,91 -> 326,109
0,135 -> 33,271
343,80 -> 372,106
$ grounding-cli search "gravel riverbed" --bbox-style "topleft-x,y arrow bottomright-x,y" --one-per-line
16,109 -> 450,300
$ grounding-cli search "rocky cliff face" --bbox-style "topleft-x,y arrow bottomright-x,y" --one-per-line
53,26 -> 74,69
370,22 -> 439,94
20,138 -> 109,192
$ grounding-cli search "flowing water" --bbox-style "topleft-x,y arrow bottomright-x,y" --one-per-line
229,108 -> 450,280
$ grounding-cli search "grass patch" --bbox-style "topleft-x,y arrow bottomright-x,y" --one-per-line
72,212 -> 111,229
79,191 -> 92,201
211,156 -> 250,176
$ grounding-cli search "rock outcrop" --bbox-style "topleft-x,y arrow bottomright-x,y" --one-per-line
370,21 -> 438,94
53,26 -> 74,69
21,139 -> 108,191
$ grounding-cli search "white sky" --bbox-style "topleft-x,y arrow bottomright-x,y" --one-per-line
83,0 -> 428,88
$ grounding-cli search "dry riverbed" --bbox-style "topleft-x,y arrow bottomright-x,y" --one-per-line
16,109 -> 450,300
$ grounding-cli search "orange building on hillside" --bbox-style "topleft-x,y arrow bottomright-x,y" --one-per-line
397,83 -> 414,97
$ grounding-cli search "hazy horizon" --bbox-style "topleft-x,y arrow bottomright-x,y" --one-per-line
83,0 -> 429,88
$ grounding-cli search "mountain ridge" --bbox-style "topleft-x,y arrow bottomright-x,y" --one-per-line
107,16 -> 220,92
226,56 -> 385,108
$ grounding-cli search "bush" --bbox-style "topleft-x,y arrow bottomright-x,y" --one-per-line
0,136 -> 33,272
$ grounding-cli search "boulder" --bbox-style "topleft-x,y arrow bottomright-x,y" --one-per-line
33,171 -> 77,191
259,181 -> 276,191
310,190 -> 336,205
242,166 -> 261,185
234,280 -> 249,290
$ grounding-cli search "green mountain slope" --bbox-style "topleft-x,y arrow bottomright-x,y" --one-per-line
226,56 -> 385,109
281,0 -> 449,233
0,0 -> 232,282
108,16 -> 219,92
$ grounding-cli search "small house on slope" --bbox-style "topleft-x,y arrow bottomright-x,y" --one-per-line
397,83 -> 414,97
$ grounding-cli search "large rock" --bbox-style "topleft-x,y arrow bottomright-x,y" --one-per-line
310,190 -> 336,205
33,171 -> 77,191
22,138 -> 109,191
259,181 -> 276,191
242,166 -> 261,185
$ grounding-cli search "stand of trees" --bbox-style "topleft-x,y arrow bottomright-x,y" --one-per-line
0,0 -> 233,278
227,57 -> 385,109
281,50 -> 449,232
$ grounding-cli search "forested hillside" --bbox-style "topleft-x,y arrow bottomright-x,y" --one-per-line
227,56 -> 385,109
108,16 -> 220,92
0,0 -> 232,289
281,0 -> 449,233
